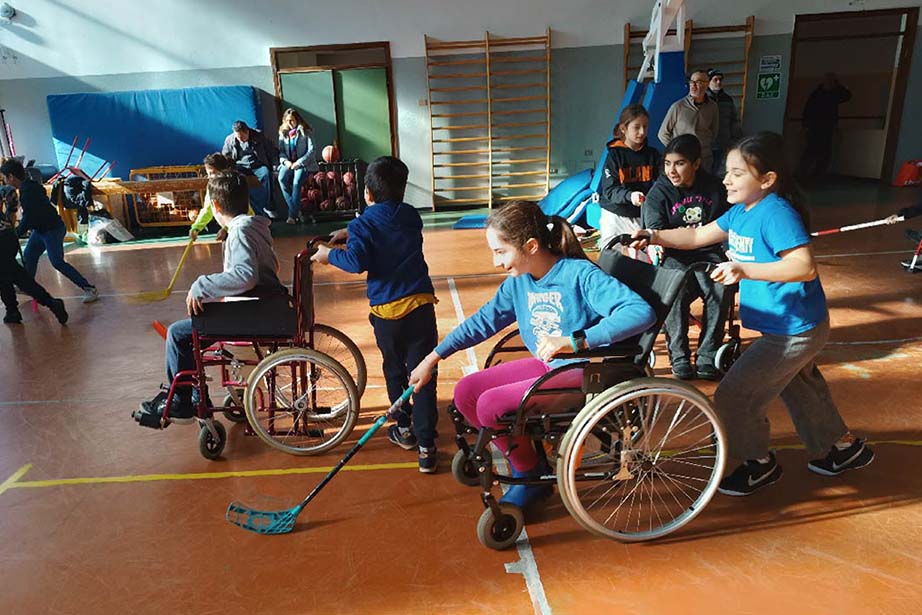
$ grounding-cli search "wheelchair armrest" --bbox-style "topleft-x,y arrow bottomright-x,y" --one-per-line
556,342 -> 643,360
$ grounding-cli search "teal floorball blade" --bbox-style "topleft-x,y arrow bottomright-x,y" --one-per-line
226,502 -> 299,535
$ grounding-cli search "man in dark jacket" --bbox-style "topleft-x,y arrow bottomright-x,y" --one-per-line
801,73 -> 852,180
706,69 -> 743,176
221,120 -> 277,217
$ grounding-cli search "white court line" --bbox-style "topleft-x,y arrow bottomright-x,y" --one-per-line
445,276 -> 552,615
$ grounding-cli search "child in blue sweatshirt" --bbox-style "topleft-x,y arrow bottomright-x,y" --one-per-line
408,200 -> 655,509
312,156 -> 440,473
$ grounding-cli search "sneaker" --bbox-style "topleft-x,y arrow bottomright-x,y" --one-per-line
386,424 -> 417,450
808,439 -> 874,476
3,310 -> 22,324
905,228 -> 922,243
82,286 -> 99,303
49,299 -> 68,324
695,363 -> 720,381
718,453 -> 783,496
671,358 -> 695,380
500,460 -> 554,508
418,445 -> 438,474
134,390 -> 196,424
286,217 -> 298,225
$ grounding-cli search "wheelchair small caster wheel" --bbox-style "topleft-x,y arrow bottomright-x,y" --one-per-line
476,504 -> 524,550
198,421 -> 227,460
222,391 -> 247,424
451,449 -> 481,487
715,339 -> 741,374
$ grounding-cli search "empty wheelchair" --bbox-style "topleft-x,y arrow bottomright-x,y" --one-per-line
449,243 -> 727,549
135,237 -> 366,459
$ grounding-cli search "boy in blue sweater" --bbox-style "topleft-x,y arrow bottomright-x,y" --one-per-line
312,156 -> 439,473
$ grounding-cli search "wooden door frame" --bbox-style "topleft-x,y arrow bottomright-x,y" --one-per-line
783,7 -> 918,181
270,42 -> 399,157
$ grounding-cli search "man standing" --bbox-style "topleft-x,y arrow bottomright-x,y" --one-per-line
222,120 -> 276,217
801,73 -> 852,180
706,68 -> 743,176
659,69 -> 720,171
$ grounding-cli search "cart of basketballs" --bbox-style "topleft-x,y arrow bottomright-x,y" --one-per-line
299,146 -> 367,223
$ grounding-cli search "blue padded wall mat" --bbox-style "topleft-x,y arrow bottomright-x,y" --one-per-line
453,214 -> 488,230
46,85 -> 260,181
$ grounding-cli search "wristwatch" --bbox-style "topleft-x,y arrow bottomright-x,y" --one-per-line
571,329 -> 587,352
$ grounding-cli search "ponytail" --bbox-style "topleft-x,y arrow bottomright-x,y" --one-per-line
486,201 -> 588,260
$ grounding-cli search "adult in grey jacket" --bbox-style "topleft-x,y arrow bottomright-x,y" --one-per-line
706,68 -> 743,175
135,171 -> 285,424
658,69 -> 720,171
222,120 -> 277,217
276,108 -> 319,223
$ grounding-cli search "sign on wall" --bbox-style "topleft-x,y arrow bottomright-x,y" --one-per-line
757,55 -> 783,100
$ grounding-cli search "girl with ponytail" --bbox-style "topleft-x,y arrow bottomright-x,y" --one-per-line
631,131 -> 874,498
409,200 -> 655,509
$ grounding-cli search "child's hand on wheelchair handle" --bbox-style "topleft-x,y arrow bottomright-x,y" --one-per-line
310,243 -> 331,264
710,261 -> 745,285
629,229 -> 654,250
537,335 -> 574,362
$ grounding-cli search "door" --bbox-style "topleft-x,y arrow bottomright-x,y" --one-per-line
334,67 -> 393,163
783,8 -> 918,180
278,70 -> 338,152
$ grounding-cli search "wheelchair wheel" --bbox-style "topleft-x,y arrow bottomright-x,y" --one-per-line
476,504 -> 524,550
198,420 -> 227,460
557,377 -> 725,542
451,449 -> 481,487
313,324 -> 367,398
244,348 -> 359,455
222,389 -> 247,424
715,339 -> 741,375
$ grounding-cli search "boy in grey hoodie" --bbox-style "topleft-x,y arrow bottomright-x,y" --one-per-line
135,171 -> 284,424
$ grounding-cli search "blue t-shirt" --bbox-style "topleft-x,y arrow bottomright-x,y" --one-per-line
715,193 -> 827,335
434,258 -> 656,365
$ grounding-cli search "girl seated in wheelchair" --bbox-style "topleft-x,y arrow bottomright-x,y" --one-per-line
641,134 -> 730,381
409,200 -> 655,510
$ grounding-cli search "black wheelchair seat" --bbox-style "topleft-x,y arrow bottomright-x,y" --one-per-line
192,295 -> 297,338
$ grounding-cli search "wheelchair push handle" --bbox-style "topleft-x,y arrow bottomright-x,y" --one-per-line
602,231 -> 653,252
307,235 -> 334,251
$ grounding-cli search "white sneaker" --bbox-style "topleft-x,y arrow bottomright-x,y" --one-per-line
82,286 -> 99,303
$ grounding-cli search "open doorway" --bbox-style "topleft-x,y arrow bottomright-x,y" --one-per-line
270,42 -> 398,163
783,7 -> 917,182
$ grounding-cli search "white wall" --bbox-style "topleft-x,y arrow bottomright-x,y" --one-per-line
0,0 -> 920,79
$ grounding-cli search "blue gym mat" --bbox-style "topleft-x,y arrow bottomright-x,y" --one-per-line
453,214 -> 488,229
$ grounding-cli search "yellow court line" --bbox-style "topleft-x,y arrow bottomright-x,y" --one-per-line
3,440 -> 922,494
5,461 -> 417,491
0,463 -> 33,495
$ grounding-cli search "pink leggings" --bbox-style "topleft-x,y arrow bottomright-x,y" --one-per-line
453,358 -> 583,472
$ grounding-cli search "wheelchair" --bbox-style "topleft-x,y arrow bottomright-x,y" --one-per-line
135,237 -> 367,460
448,243 -> 727,550
608,237 -> 742,376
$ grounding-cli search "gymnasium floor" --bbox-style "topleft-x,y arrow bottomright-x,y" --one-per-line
1,182 -> 921,614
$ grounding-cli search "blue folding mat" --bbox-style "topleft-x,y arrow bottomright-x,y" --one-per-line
46,85 -> 261,182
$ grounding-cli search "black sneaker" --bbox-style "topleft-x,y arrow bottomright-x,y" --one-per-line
49,299 -> 68,324
134,390 -> 196,424
418,445 -> 438,474
695,363 -> 720,381
808,439 -> 874,476
3,310 -> 22,324
718,453 -> 783,496
671,358 -> 695,380
387,424 -> 417,450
